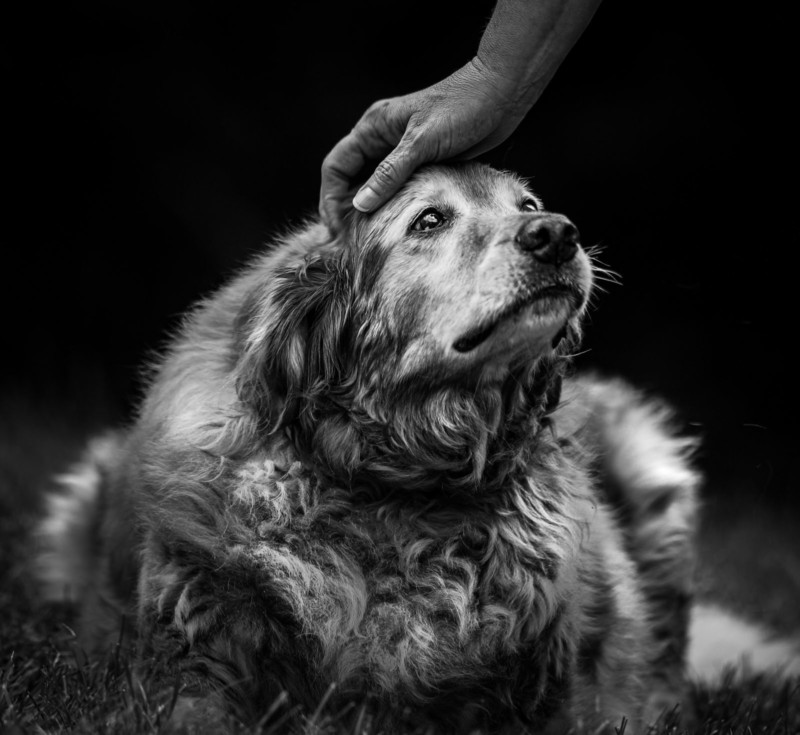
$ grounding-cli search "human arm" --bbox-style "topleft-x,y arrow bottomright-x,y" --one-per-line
319,0 -> 603,230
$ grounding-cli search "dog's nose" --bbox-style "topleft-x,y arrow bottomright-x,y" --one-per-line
515,216 -> 580,267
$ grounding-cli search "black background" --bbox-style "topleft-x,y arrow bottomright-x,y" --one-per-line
4,2 -> 796,509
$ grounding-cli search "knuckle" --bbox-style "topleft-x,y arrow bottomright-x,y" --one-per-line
371,156 -> 402,186
320,151 -> 335,173
358,98 -> 405,135
364,98 -> 393,118
395,134 -> 429,169
400,127 -> 425,154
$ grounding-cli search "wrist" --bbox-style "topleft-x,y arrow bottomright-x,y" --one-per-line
468,54 -> 544,115
476,0 -> 603,109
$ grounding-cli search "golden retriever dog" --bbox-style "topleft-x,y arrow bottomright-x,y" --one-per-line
36,163 -> 701,733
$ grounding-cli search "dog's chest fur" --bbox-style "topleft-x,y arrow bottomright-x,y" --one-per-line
230,440 -> 589,710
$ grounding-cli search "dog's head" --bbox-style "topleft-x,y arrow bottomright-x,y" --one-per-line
234,163 -> 593,493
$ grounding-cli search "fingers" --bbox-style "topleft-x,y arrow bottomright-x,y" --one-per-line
319,132 -> 371,232
352,135 -> 427,213
320,98 -> 413,228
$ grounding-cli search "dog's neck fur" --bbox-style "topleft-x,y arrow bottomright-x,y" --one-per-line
288,343 -> 575,500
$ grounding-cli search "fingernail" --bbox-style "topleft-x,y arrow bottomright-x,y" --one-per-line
353,185 -> 379,212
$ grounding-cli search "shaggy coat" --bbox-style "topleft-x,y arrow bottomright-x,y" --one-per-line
37,163 -> 699,733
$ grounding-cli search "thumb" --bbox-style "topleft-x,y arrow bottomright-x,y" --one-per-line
352,141 -> 425,213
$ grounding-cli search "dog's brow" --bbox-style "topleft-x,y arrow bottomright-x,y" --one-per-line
448,168 -> 528,207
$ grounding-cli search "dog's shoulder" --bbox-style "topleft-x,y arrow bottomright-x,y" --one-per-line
134,220 -> 332,455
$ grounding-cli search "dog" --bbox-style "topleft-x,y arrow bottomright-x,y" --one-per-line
36,162 -> 702,733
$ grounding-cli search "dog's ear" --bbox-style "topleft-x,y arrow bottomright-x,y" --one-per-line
234,240 -> 350,433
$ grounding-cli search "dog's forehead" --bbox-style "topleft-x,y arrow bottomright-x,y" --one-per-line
401,165 -> 531,209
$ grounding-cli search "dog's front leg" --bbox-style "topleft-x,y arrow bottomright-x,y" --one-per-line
135,531 -> 312,729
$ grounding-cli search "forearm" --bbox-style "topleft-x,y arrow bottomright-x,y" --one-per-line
476,0 -> 602,108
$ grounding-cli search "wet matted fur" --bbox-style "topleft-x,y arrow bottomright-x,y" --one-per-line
36,163 -> 699,733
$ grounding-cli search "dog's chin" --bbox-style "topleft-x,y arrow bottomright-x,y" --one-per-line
450,289 -> 580,367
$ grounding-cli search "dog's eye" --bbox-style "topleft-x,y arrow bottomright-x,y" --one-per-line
411,208 -> 448,232
521,199 -> 540,212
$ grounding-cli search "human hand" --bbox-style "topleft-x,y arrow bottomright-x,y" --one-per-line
319,57 -> 534,231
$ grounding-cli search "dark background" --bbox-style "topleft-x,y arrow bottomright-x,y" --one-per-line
3,2 -> 796,515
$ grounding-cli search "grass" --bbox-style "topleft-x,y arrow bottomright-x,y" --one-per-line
1,377 -> 799,734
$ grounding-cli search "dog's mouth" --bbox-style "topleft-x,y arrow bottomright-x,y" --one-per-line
452,285 -> 580,354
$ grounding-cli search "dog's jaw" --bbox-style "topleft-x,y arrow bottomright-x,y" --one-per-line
436,260 -> 592,383
392,271 -> 591,390
451,285 -> 584,355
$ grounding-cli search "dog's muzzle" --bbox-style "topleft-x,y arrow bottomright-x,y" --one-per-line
514,214 -> 580,268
